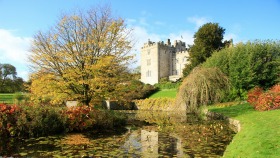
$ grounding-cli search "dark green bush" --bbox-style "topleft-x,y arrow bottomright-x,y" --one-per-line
154,77 -> 181,90
16,105 -> 66,137
203,40 -> 280,100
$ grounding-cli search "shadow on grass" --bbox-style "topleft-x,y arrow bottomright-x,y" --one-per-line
209,103 -> 255,118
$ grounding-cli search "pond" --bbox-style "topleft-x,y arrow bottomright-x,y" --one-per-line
0,111 -> 235,157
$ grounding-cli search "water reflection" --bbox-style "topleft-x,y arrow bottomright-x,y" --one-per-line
141,129 -> 158,157
0,111 -> 235,157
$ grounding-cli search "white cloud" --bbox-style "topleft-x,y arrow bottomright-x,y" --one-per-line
129,26 -> 162,67
187,16 -> 210,30
0,29 -> 32,80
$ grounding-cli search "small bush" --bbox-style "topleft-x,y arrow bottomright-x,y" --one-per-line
16,105 -> 66,137
247,87 -> 263,106
247,84 -> 280,111
0,104 -> 21,137
63,106 -> 96,132
154,78 -> 181,90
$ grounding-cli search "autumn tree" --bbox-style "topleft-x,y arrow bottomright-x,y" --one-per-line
29,5 -> 134,106
183,22 -> 228,76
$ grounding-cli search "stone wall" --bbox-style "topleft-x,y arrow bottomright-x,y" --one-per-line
206,111 -> 241,133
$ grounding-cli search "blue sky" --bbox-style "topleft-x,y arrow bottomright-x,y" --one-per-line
0,0 -> 280,80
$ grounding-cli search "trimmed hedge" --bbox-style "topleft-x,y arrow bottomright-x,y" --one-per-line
134,98 -> 182,111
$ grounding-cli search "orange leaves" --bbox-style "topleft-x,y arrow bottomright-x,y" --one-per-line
247,84 -> 280,111
63,106 -> 96,132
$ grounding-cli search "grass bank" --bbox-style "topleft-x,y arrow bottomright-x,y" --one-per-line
0,93 -> 14,104
148,89 -> 177,98
0,93 -> 27,104
209,103 -> 280,157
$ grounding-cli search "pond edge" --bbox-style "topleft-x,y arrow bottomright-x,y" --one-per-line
205,110 -> 241,133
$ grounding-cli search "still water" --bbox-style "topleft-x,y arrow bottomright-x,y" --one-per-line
0,111 -> 235,157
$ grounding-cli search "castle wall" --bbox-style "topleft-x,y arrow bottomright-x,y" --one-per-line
141,42 -> 159,85
175,51 -> 189,77
141,39 -> 190,84
158,44 -> 170,79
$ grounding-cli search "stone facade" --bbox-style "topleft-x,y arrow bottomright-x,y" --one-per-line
141,39 -> 189,85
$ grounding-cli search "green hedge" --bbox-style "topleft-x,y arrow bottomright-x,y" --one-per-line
203,40 -> 280,100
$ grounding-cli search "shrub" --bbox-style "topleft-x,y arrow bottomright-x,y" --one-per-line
63,106 -> 96,132
0,104 -> 21,137
154,77 -> 181,90
247,84 -> 280,111
247,87 -> 263,106
16,105 -> 66,137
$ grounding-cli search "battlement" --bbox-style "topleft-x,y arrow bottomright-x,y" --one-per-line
141,39 -> 187,51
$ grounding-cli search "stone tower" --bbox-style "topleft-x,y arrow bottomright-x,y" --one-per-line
141,39 -> 189,85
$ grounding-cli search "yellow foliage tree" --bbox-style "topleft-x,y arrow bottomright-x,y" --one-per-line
28,5 -> 133,105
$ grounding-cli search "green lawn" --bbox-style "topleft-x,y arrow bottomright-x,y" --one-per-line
209,103 -> 280,158
0,93 -> 15,104
148,89 -> 177,98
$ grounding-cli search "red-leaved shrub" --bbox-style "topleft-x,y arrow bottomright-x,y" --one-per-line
247,86 -> 263,106
63,106 -> 96,132
247,84 -> 280,111
0,104 -> 21,137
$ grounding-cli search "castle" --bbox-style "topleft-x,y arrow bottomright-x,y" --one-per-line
141,39 -> 189,85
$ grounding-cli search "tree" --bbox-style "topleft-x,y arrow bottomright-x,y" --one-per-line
183,22 -> 227,76
29,5 -> 133,106
176,67 -> 229,113
0,63 -> 24,93
0,64 -> 17,87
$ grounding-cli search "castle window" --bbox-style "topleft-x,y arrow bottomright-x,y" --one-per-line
147,59 -> 151,66
147,50 -> 150,55
146,70 -> 151,77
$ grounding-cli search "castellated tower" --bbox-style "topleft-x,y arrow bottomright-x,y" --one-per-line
141,39 -> 189,85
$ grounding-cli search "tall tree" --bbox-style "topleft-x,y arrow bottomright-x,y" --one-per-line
183,22 -> 227,76
29,5 -> 133,105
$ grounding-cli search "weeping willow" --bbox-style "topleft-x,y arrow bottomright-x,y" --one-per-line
176,67 -> 230,113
